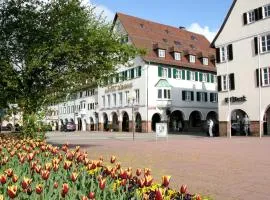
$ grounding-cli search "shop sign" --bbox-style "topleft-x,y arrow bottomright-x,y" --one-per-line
225,96 -> 247,103
105,83 -> 133,93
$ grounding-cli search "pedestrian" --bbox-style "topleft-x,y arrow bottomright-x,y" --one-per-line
178,121 -> 183,133
242,115 -> 250,136
208,119 -> 214,137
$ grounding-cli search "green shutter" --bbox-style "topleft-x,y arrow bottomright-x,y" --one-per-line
195,72 -> 198,81
211,74 -> 214,83
168,68 -> 171,78
116,74 -> 119,83
131,68 -> 134,79
173,69 -> 177,79
187,70 -> 191,80
207,74 -> 210,82
199,72 -> 203,82
124,71 -> 128,80
158,66 -> 162,77
182,70 -> 186,80
138,66 -> 142,77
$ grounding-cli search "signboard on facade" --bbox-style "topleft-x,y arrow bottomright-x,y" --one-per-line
156,123 -> 168,138
225,96 -> 247,103
105,83 -> 133,93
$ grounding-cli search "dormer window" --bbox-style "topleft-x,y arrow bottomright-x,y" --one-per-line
158,49 -> 166,58
174,52 -> 181,60
189,55 -> 196,63
203,58 -> 209,65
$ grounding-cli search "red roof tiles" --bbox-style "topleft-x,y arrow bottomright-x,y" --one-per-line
114,13 -> 216,72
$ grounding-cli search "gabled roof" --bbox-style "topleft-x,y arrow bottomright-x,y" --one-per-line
113,13 -> 216,73
211,0 -> 237,47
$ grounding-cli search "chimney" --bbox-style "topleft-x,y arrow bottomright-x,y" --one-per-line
179,26 -> 186,30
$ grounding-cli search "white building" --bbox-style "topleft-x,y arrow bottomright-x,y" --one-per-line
212,0 -> 270,136
48,13 -> 218,134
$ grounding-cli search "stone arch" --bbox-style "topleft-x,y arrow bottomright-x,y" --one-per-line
122,111 -> 129,132
151,113 -> 161,131
135,112 -> 142,132
169,110 -> 185,132
103,113 -> 109,131
206,111 -> 218,122
189,111 -> 203,128
230,109 -> 249,136
90,117 -> 94,131
111,112 -> 119,131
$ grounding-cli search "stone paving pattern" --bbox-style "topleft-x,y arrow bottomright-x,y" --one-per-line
46,132 -> 270,200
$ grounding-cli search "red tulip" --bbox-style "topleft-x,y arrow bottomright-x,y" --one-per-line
120,169 -> 128,179
7,185 -> 17,199
116,162 -> 121,170
35,165 -> 42,173
45,162 -> 52,171
81,196 -> 88,200
40,169 -> 50,180
71,172 -> 79,182
121,179 -> 127,186
35,184 -> 43,194
30,161 -> 37,170
110,155 -> 116,163
161,175 -> 171,187
21,177 -> 32,189
136,168 -> 142,176
194,194 -> 202,200
53,163 -> 59,172
66,151 -> 74,161
0,174 -> 7,184
64,160 -> 72,170
144,175 -> 153,187
62,183 -> 69,196
12,174 -> 18,183
155,188 -> 163,200
99,178 -> 106,190
54,182 -> 58,189
180,184 -> 187,194
144,168 -> 151,176
88,192 -> 95,199
138,178 -> 145,188
5,168 -> 13,177
27,153 -> 35,161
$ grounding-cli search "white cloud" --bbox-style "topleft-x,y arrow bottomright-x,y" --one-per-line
187,23 -> 217,42
81,0 -> 114,22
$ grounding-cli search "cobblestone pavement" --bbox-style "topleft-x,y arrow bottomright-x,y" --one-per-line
46,131 -> 270,200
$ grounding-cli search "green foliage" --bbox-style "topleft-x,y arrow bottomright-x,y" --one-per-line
0,0 -> 140,116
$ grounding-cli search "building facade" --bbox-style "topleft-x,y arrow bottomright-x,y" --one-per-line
47,13 -> 218,134
212,0 -> 270,136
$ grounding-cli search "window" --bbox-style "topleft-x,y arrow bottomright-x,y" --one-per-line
158,49 -> 166,58
262,67 -> 270,86
218,74 -> 235,91
260,34 -> 270,53
113,94 -> 116,106
102,96 -> 105,108
190,71 -> 195,81
182,91 -> 194,101
210,93 -> 218,102
174,52 -> 181,60
264,5 -> 270,18
203,58 -> 208,65
247,10 -> 255,23
107,95 -> 110,107
135,89 -> 140,104
189,55 -> 196,63
214,75 -> 217,83
222,75 -> 228,91
162,68 -> 168,78
157,89 -> 171,99
80,92 -> 83,98
220,46 -> 226,62
196,92 -> 207,102
125,91 -> 129,105
119,92 -> 123,106
202,73 -> 207,82
175,70 -> 181,79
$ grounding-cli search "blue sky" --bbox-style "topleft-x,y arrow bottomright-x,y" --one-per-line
85,0 -> 233,42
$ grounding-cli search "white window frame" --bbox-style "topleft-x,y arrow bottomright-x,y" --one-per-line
221,75 -> 228,91
203,57 -> 209,66
189,55 -> 196,63
263,4 -> 270,18
134,68 -> 139,77
220,46 -> 227,62
175,70 -> 182,79
202,73 -> 207,82
190,71 -> 195,81
157,89 -> 171,100
119,92 -> 123,106
214,75 -> 217,83
162,68 -> 168,78
102,96 -> 105,108
135,89 -> 140,104
113,94 -> 116,106
174,52 -> 181,60
247,10 -> 255,24
262,67 -> 270,86
107,95 -> 110,108
185,91 -> 192,101
260,34 -> 270,53
210,93 -> 218,103
158,49 -> 166,58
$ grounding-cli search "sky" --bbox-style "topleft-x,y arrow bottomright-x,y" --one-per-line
83,0 -> 233,42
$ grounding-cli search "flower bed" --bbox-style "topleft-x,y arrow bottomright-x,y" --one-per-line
0,134 -> 209,199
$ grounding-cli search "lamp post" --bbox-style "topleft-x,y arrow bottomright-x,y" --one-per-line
128,91 -> 136,141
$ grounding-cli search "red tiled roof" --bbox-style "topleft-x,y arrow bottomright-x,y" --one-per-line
115,13 -> 216,73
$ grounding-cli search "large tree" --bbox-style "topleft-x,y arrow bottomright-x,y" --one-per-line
0,0 -> 140,116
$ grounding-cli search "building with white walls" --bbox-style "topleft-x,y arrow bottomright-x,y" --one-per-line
47,13 -> 218,134
212,0 -> 270,136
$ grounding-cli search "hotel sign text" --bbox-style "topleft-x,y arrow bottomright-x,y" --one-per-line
105,83 -> 133,93
225,96 -> 247,103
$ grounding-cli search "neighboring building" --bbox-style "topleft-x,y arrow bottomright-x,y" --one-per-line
212,0 -> 270,136
48,13 -> 218,133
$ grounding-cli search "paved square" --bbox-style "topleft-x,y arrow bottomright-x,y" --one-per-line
46,132 -> 270,200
